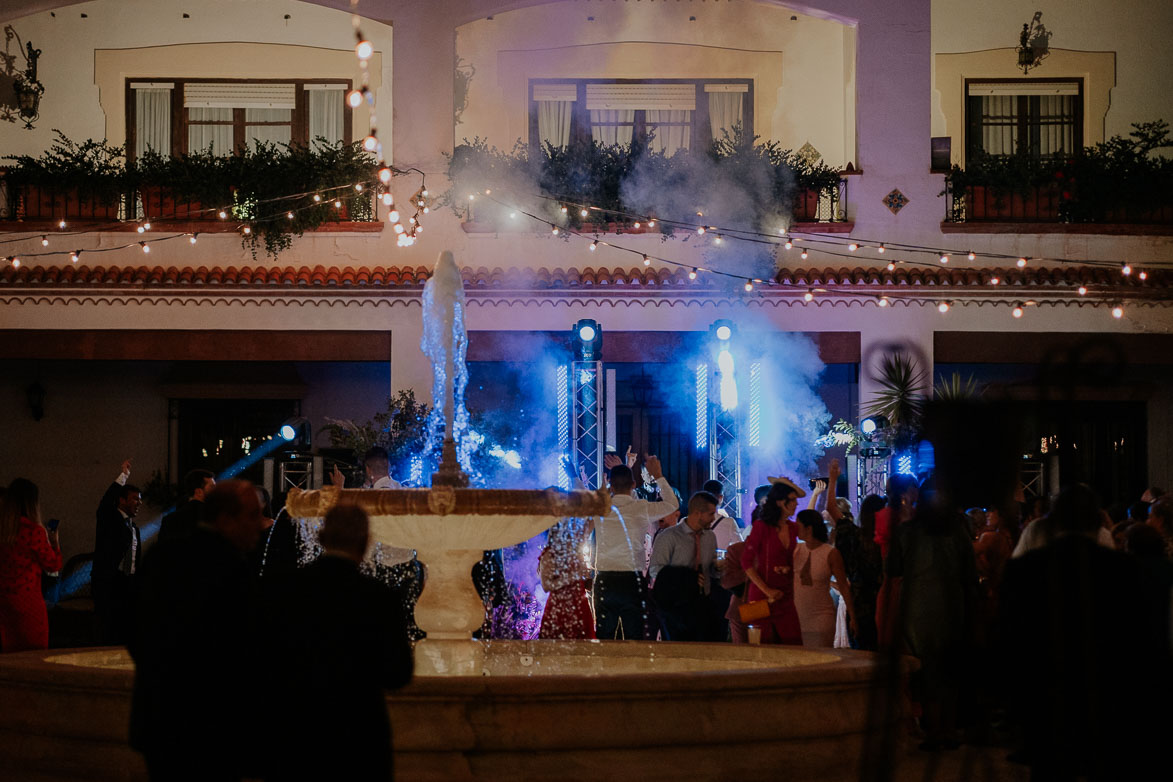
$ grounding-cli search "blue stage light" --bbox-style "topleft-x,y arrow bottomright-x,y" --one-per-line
578,324 -> 596,342
716,325 -> 732,341
280,424 -> 296,441
861,418 -> 877,435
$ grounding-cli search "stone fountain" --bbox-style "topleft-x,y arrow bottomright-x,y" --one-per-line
285,250 -> 609,674
0,251 -> 915,781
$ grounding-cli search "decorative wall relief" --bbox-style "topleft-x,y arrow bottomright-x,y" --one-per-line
453,55 -> 476,126
2,25 -> 43,129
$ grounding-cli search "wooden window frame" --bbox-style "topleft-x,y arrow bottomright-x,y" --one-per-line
963,77 -> 1083,163
125,77 -> 352,163
528,78 -> 753,153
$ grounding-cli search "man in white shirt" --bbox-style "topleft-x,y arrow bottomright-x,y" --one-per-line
593,455 -> 675,640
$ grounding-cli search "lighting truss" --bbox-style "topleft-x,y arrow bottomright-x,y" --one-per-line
747,362 -> 762,448
572,360 -> 604,489
710,406 -> 742,519
857,448 -> 890,501
556,364 -> 570,490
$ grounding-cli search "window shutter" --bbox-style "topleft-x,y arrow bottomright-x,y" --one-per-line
967,82 -> 1079,96
703,83 -> 749,93
585,83 -> 696,111
184,83 -> 296,109
533,83 -> 577,101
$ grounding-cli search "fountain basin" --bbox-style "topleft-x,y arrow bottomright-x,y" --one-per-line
0,643 -> 912,781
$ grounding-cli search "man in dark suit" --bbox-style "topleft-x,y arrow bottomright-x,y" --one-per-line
129,479 -> 267,781
157,468 -> 215,545
262,502 -> 414,781
92,458 -> 141,645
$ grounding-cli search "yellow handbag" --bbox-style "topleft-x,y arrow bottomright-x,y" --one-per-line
738,599 -> 771,623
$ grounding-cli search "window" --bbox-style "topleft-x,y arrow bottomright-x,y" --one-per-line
529,79 -> 752,154
965,79 -> 1082,161
126,79 -> 352,161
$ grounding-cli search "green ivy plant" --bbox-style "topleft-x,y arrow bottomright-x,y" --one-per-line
4,129 -> 126,204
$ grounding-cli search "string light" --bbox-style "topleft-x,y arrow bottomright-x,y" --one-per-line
804,290 -> 815,302
989,276 -> 1000,285
642,254 -> 650,266
189,234 -> 198,244
1121,263 -> 1132,276
346,89 -> 363,108
40,236 -> 48,247
697,226 -> 706,235
363,135 -> 378,152
1017,257 -> 1028,268
800,249 -> 809,260
877,244 -> 885,254
57,220 -> 66,229
633,221 -> 641,229
939,253 -> 949,264
382,193 -> 393,206
967,251 -> 976,261
1012,303 -> 1024,319
744,281 -> 753,292
580,209 -> 588,217
551,225 -> 559,235
218,210 -> 228,218
355,39 -> 373,60
1112,305 -> 1124,319
242,226 -> 251,235
1139,271 -> 1148,281
334,200 -> 343,209
887,261 -> 896,272
938,301 -> 951,313
70,250 -> 79,262
140,242 -> 150,253
1078,285 -> 1088,296
354,184 -> 363,192
590,240 -> 598,252
784,238 -> 793,250
561,205 -> 568,214
388,209 -> 400,222
689,268 -> 698,280
143,222 -> 151,231
848,242 -> 858,251
10,257 -> 19,268
137,225 -> 146,234
714,235 -> 723,245
878,296 -> 889,307
287,212 -> 295,220
647,219 -> 656,227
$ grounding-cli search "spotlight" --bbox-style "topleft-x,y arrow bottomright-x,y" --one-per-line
573,318 -> 603,361
860,415 -> 888,435
278,416 -> 312,447
713,321 -> 734,342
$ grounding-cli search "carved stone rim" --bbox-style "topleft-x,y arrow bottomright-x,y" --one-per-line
285,485 -> 610,519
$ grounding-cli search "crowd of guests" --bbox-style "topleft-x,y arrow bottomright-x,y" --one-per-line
3,444 -> 1171,779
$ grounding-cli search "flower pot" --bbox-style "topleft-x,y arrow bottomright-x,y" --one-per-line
19,185 -> 120,222
791,188 -> 821,222
139,185 -> 205,220
965,185 -> 1059,221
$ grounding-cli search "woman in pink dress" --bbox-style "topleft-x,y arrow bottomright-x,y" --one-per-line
538,518 -> 596,640
793,509 -> 857,648
741,480 -> 805,645
0,479 -> 63,653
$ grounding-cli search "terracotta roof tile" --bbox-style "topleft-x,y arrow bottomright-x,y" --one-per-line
1,264 -> 1168,295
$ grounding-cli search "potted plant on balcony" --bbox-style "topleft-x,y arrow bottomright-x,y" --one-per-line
133,148 -> 228,220
944,152 -> 1059,221
4,130 -> 125,221
1056,120 -> 1173,223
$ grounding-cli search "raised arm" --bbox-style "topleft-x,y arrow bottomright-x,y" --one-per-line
825,459 -> 843,523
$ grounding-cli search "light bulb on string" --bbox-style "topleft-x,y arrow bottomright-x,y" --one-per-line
382,193 -> 393,206
939,253 -> 949,264
989,276 -> 1000,285
363,135 -> 378,152
219,210 -> 228,219
140,242 -> 150,254
800,249 -> 809,260
347,90 -> 363,108
189,234 -> 198,245
1012,304 -> 1024,319
312,195 -> 321,203
1078,285 -> 1088,296
633,222 -> 641,229
1017,257 -> 1028,268
938,301 -> 951,314
967,251 -> 976,261
287,212 -> 295,220
877,244 -> 885,254
589,240 -> 598,252
57,220 -> 66,229
1121,263 -> 1132,276
887,261 -> 896,272
714,235 -> 723,245
647,219 -> 656,227
137,225 -> 145,234
355,40 -> 373,60
1112,306 -> 1124,319
388,210 -> 400,223
688,268 -> 698,280
70,251 -> 80,262
744,281 -> 754,292
848,242 -> 858,252
354,184 -> 363,192
40,236 -> 48,247
642,254 -> 650,266
804,290 -> 814,302
697,226 -> 706,235
393,223 -> 404,234
784,238 -> 793,250
551,225 -> 559,235
242,226 -> 251,235
878,296 -> 889,307
1139,271 -> 1148,281
10,257 -> 19,268
580,209 -> 588,217
484,189 -> 491,195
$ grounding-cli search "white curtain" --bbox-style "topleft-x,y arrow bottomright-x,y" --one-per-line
708,92 -> 743,141
1038,95 -> 1074,157
308,90 -> 344,147
590,109 -> 634,147
537,100 -> 572,150
135,88 -> 172,157
980,95 -> 1017,156
245,108 -> 292,147
646,110 -> 691,155
187,108 -> 234,155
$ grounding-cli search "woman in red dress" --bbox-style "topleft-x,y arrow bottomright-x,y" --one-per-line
741,479 -> 805,645
0,479 -> 63,653
538,518 -> 596,640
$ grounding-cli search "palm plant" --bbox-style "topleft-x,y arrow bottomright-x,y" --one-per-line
934,371 -> 983,401
862,351 -> 927,449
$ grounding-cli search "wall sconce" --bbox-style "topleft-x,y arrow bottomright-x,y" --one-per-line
1016,12 -> 1052,75
26,380 -> 45,421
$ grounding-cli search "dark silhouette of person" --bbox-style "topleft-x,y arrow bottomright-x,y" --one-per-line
1000,483 -> 1163,780
157,468 -> 214,545
128,479 -> 267,781
92,459 -> 141,645
261,502 -> 414,781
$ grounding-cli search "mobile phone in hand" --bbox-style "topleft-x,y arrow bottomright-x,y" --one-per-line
47,518 -> 60,531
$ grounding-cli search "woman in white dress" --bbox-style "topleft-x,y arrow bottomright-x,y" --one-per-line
793,509 -> 857,647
